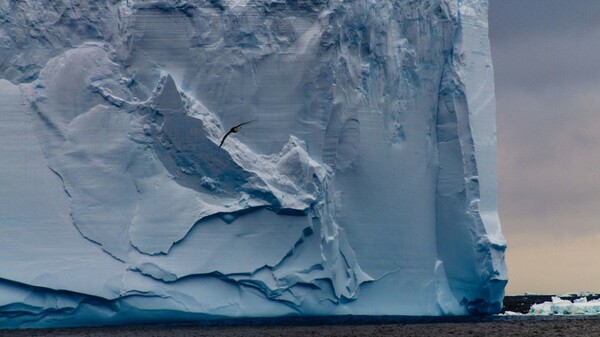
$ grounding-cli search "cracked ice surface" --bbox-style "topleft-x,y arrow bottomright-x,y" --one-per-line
0,0 -> 506,328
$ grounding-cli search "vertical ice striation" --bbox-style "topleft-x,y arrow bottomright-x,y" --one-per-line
435,1 -> 507,314
0,0 -> 506,328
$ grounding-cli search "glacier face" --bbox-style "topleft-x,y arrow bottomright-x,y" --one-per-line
0,0 -> 506,328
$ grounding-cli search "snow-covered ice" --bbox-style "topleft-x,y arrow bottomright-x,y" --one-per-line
530,297 -> 600,316
0,0 -> 506,328
503,296 -> 600,316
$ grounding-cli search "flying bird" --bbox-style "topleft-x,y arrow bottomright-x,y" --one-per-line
219,120 -> 256,147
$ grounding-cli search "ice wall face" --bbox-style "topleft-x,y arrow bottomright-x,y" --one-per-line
0,0 -> 507,328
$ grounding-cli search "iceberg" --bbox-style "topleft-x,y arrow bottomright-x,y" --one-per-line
0,0 -> 506,328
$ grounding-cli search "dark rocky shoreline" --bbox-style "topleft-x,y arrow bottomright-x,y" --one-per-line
4,316 -> 600,337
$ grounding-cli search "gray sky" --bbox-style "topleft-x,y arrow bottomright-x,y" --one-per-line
489,0 -> 600,294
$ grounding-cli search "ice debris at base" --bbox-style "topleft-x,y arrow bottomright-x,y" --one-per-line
0,0 -> 506,328
504,297 -> 600,316
530,297 -> 600,315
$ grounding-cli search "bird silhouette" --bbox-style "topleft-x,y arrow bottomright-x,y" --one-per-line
219,120 -> 256,147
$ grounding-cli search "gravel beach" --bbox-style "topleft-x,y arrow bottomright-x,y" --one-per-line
3,316 -> 600,337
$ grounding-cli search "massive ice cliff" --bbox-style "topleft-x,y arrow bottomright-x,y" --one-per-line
0,0 -> 506,328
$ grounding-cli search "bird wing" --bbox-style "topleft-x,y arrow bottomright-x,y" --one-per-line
220,119 -> 256,147
219,130 -> 233,147
234,119 -> 257,128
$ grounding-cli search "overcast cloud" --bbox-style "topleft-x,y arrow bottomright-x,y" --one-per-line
489,0 -> 600,294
